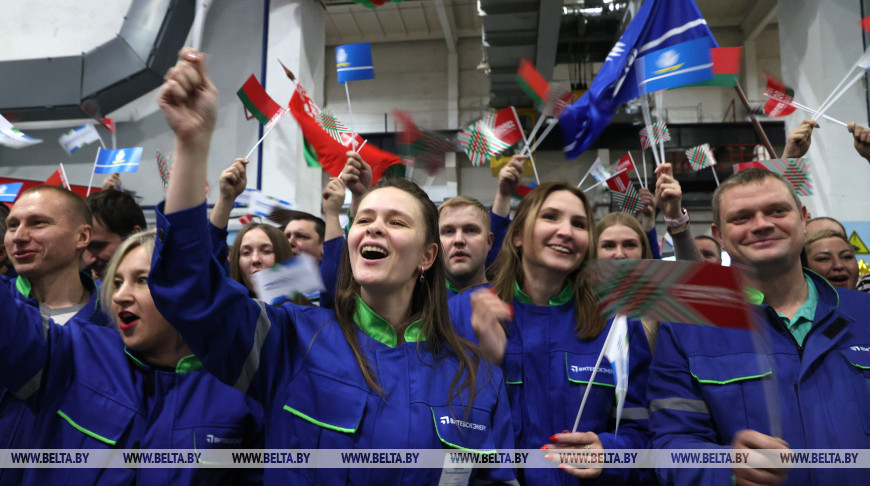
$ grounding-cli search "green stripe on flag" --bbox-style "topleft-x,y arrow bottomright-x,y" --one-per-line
237,88 -> 272,125
303,138 -> 322,168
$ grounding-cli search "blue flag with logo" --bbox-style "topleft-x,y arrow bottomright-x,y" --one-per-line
336,43 -> 375,83
559,0 -> 717,159
0,182 -> 23,202
94,147 -> 143,174
637,37 -> 714,94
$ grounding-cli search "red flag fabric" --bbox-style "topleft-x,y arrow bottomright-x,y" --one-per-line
101,118 -> 116,134
616,154 -> 635,173
237,75 -> 285,125
861,16 -> 870,32
595,259 -> 754,330
732,160 -> 768,173
493,107 -> 524,147
762,77 -> 797,117
289,86 -> 401,183
605,169 -> 632,193
516,59 -> 549,106
44,165 -> 71,190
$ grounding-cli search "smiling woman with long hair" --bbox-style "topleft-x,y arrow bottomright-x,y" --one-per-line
147,48 -> 515,485
450,182 -> 653,485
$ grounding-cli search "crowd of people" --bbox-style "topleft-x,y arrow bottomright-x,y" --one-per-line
1,47 -> 870,485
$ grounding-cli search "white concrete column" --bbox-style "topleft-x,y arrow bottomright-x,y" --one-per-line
259,0 -> 326,214
777,0 -> 870,220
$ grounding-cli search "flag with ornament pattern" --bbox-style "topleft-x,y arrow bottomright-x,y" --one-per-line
606,170 -> 643,214
734,158 -> 812,195
594,259 -> 754,329
685,143 -> 717,171
458,117 -> 511,167
640,121 -> 670,148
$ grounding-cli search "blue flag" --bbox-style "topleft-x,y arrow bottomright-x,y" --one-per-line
336,43 -> 375,83
94,147 -> 143,174
0,182 -> 23,202
559,0 -> 717,159
637,37 -> 714,94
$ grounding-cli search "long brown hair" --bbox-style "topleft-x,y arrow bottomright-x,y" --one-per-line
595,212 -> 653,259
229,223 -> 294,297
490,182 -> 604,339
334,178 -> 481,406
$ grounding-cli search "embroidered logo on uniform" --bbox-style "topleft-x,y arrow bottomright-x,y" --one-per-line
206,434 -> 243,445
438,416 -> 486,431
570,365 -> 613,374
850,345 -> 870,352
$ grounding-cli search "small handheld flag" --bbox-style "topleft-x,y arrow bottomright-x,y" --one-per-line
252,253 -> 325,305
734,158 -> 812,195
336,43 -> 375,83
94,147 -> 143,174
237,74 -> 287,126
44,164 -> 72,190
59,124 -> 103,155
606,170 -> 644,214
0,182 -> 24,203
637,37 -> 715,94
572,314 -> 630,434
0,114 -> 41,149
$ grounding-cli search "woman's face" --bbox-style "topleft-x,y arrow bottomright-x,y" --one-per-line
111,246 -> 180,358
806,236 -> 858,289
238,228 -> 276,289
347,187 -> 436,295
515,190 -> 589,278
597,223 -> 644,260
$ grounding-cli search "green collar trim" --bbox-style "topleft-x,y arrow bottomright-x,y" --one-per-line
353,297 -> 425,347
744,269 -> 838,309
16,273 -> 99,310
513,281 -> 572,306
445,279 -> 460,293
124,348 -> 203,374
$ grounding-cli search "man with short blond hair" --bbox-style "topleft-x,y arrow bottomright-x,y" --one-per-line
649,168 -> 870,485
438,196 -> 493,297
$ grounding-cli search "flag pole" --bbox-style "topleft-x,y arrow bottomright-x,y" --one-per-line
710,165 -> 720,186
639,96 -> 662,167
572,321 -> 618,433
244,115 -> 283,160
811,71 -> 864,122
513,107 -> 540,184
655,91 -> 666,165
630,156 -> 644,187
344,82 -> 355,133
734,84 -> 777,159
641,149 -> 648,188
582,179 -> 606,192
522,113 -> 549,155
812,65 -> 859,121
787,100 -> 847,127
86,148 -> 100,197
526,118 -> 559,155
577,162 -> 595,189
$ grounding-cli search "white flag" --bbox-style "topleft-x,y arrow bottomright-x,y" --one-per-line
252,253 -> 325,305
59,124 -> 102,155
603,314 -> 629,434
0,114 -> 41,149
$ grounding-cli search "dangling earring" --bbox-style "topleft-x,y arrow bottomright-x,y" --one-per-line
419,266 -> 425,282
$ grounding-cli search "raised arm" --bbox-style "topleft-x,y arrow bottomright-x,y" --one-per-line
655,163 -> 702,261
158,48 -> 217,214
210,158 -> 248,229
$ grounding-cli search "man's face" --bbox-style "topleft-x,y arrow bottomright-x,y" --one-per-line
284,219 -> 323,261
695,238 -> 722,264
5,191 -> 90,281
712,178 -> 807,274
439,205 -> 493,283
83,216 -> 134,280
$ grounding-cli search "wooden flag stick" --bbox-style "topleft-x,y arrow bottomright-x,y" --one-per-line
734,84 -> 777,159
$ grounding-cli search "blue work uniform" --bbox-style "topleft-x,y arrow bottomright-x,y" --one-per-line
446,281 -> 491,300
0,277 -> 264,486
649,270 -> 870,485
149,202 -> 517,485
487,210 -> 511,269
0,271 -> 110,485
450,283 -> 653,485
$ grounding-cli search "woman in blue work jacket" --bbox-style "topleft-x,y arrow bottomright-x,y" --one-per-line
0,231 -> 264,485
450,182 -> 652,485
147,48 -> 515,485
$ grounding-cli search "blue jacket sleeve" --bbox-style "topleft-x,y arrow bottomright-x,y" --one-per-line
487,210 -> 511,268
0,278 -> 69,409
318,236 -> 345,310
208,221 -> 231,275
149,202 -> 298,406
647,227 -> 662,259
648,322 -> 732,485
594,318 -> 653,484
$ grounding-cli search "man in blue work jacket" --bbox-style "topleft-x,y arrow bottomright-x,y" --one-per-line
648,168 -> 870,485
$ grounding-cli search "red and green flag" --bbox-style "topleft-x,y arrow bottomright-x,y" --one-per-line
594,259 -> 754,330
290,85 -> 402,183
687,47 -> 742,87
457,112 -> 515,167
762,76 -> 797,117
511,183 -> 538,200
394,110 -> 453,176
639,122 -> 671,149
316,109 -> 363,149
517,59 -> 574,117
685,143 -> 717,171
606,170 -> 643,214
237,74 -> 287,126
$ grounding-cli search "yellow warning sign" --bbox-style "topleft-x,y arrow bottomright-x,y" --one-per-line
849,231 -> 869,254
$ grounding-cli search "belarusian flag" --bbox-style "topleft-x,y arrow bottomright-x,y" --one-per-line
511,183 -> 538,200
616,153 -> 635,173
517,59 -> 549,107
594,259 -> 754,330
762,77 -> 797,117
316,109 -> 363,149
44,164 -> 71,190
687,47 -> 742,87
685,143 -> 717,171
394,110 -> 453,176
492,107 -> 524,147
237,74 -> 287,126
290,86 -> 401,183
